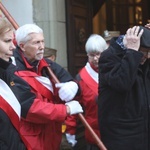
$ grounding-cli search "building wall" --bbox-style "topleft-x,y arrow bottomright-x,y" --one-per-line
1,0 -> 33,25
1,0 -> 68,69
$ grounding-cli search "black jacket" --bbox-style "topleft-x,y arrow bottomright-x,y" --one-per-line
98,37 -> 150,150
0,58 -> 27,150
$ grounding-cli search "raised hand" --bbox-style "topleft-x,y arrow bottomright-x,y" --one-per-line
123,26 -> 143,51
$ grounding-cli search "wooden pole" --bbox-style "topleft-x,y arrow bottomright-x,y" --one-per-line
0,2 -> 19,30
47,67 -> 107,150
0,2 -> 107,149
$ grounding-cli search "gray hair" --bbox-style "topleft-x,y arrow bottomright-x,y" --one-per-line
85,34 -> 108,54
15,24 -> 43,45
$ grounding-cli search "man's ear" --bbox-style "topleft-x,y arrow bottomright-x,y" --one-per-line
19,43 -> 26,51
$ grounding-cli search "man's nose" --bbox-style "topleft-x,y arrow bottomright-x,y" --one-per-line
39,42 -> 44,49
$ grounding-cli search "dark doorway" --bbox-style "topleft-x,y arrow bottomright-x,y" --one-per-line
65,0 -> 93,77
105,0 -> 150,34
66,0 -> 150,76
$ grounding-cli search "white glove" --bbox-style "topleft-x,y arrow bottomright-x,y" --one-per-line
65,100 -> 83,115
55,81 -> 78,102
66,133 -> 77,147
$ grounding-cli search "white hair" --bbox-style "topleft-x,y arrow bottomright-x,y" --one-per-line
15,24 -> 43,45
85,34 -> 108,54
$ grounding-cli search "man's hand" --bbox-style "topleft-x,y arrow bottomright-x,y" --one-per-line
123,26 -> 143,51
55,81 -> 78,102
65,100 -> 83,115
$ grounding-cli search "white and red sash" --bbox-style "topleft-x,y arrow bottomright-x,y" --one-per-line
16,71 -> 54,100
0,79 -> 21,127
80,63 -> 98,95
0,79 -> 31,149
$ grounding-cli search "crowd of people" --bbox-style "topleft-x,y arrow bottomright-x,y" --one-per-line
0,16 -> 150,150
0,18 -> 83,150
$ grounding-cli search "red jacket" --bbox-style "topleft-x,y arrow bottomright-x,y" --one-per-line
13,48 -> 74,150
66,62 -> 100,144
17,70 -> 67,150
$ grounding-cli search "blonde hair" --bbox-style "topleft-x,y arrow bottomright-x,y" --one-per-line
0,17 -> 13,36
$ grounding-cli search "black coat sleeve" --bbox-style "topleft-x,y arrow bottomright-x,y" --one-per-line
99,47 -> 143,92
45,58 -> 74,82
0,59 -> 36,118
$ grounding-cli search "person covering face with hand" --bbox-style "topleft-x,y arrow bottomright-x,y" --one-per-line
13,24 -> 83,150
98,26 -> 150,150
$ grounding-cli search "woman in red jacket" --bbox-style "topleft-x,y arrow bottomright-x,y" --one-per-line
65,34 -> 108,150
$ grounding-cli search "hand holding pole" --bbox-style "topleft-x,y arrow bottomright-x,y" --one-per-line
46,67 -> 107,150
0,2 -> 107,149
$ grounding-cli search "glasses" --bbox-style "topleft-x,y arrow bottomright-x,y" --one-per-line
87,52 -> 101,58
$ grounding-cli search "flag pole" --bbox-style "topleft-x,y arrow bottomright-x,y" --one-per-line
0,2 -> 107,149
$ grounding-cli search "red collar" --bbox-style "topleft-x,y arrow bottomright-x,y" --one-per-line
20,51 -> 49,75
89,62 -> 98,72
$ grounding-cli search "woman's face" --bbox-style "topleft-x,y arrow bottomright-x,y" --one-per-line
87,52 -> 101,69
0,30 -> 15,62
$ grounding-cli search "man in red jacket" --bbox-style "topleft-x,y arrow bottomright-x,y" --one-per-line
13,24 -> 83,150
